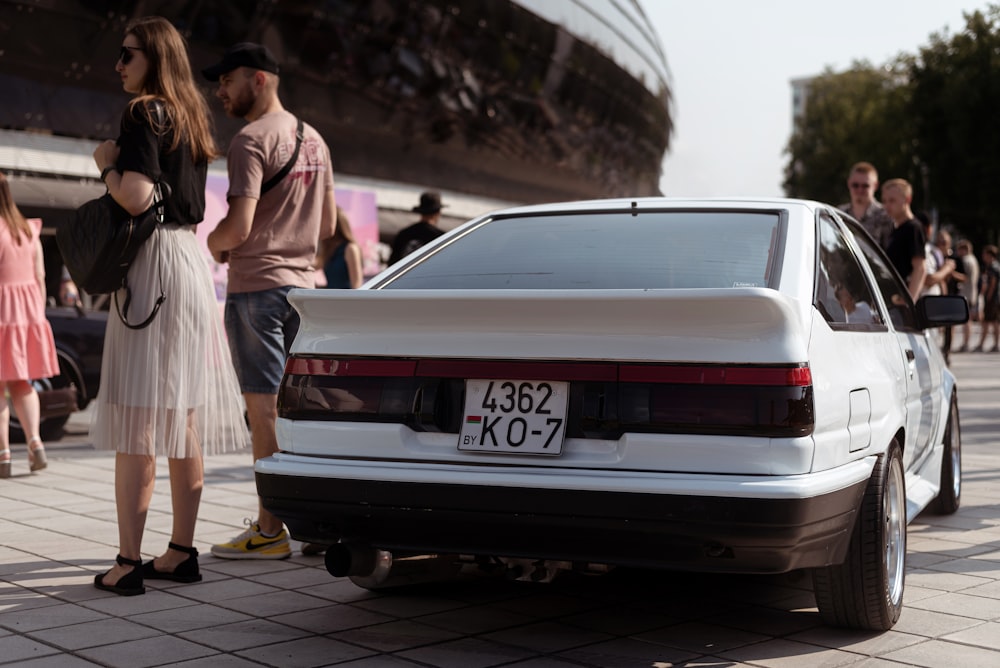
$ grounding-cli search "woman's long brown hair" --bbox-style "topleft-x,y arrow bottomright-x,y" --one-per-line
124,16 -> 218,163
0,171 -> 30,244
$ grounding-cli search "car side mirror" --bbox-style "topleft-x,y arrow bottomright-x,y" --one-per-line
916,294 -> 969,328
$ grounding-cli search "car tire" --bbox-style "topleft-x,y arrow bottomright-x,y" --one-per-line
37,414 -> 71,441
932,393 -> 961,515
812,441 -> 906,631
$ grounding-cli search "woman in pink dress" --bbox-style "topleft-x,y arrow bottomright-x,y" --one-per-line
0,171 -> 59,477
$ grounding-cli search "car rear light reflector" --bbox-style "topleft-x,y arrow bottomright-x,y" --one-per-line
416,359 -> 618,382
619,364 -> 812,386
284,358 -> 418,377
278,356 -> 814,437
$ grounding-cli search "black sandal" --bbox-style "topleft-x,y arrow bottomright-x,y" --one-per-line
94,555 -> 146,596
141,542 -> 202,583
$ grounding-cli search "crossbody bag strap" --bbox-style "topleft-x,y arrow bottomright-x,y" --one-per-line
260,117 -> 304,195
115,273 -> 166,329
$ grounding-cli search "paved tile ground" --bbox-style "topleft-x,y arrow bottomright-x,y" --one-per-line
1,351 -> 998,667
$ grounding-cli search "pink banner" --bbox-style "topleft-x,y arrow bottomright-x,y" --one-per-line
196,173 -> 380,299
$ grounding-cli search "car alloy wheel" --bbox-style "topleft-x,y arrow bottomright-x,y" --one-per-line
812,441 -> 906,630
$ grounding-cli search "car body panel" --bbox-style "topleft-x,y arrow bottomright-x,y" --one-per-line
258,448 -> 876,499
45,305 -> 107,408
806,307 -> 904,471
275,417 -> 819,477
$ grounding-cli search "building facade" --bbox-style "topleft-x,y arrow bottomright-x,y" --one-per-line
1,0 -> 672,230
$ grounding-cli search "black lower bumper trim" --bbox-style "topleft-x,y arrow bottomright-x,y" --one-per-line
257,473 -> 868,573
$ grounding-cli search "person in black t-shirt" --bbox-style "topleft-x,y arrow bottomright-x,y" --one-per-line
881,178 -> 927,301
91,16 -> 249,597
388,191 -> 447,265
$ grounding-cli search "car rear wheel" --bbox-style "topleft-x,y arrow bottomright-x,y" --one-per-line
812,442 -> 906,630
932,393 -> 961,515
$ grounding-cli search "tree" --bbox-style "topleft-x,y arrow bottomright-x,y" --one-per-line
909,8 -> 1000,244
783,61 -> 915,206
783,7 -> 1000,247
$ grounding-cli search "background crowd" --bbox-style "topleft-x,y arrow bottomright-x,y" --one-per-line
838,161 -> 1000,360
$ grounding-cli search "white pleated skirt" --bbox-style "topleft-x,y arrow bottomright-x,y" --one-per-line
91,224 -> 250,458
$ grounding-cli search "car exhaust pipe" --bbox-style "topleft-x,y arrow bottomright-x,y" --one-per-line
349,552 -> 463,590
324,543 -> 381,577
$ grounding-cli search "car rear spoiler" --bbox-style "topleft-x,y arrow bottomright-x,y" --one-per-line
288,288 -> 809,364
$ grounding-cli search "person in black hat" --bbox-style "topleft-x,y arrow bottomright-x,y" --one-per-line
388,191 -> 447,265
203,42 -> 337,560
201,42 -> 279,80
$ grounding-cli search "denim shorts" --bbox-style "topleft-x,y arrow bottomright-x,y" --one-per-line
224,287 -> 300,394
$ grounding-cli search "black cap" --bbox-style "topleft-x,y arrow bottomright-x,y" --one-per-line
412,191 -> 446,215
202,42 -> 279,81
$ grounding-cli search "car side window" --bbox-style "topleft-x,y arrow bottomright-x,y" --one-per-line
844,218 -> 919,331
815,212 -> 885,330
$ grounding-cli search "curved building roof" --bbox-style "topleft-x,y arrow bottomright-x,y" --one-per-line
0,0 -> 673,214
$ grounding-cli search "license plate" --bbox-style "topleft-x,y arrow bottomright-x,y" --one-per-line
458,379 -> 568,455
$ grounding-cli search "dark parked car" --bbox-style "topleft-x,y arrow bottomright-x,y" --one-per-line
8,305 -> 107,441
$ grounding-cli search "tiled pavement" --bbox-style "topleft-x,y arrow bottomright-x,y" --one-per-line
1,352 -> 999,667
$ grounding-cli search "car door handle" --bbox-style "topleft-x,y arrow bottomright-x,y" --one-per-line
905,349 -> 915,361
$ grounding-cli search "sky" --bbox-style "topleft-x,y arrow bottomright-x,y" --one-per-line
644,1 -> 994,198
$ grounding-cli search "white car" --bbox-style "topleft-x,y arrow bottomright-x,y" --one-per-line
257,198 -> 968,631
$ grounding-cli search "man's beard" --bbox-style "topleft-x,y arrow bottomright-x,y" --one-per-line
228,88 -> 255,118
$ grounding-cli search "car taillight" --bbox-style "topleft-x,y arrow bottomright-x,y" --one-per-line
279,357 -> 814,437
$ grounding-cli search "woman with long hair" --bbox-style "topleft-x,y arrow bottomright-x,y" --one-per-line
91,16 -> 248,596
0,171 -> 59,477
317,206 -> 363,289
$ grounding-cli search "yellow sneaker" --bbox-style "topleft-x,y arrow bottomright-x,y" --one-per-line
210,519 -> 291,560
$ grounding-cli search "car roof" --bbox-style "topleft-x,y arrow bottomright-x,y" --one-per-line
482,197 -> 826,218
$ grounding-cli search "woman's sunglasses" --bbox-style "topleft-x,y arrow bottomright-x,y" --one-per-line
119,45 -> 143,65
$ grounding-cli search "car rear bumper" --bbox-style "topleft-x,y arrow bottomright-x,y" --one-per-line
255,454 -> 876,573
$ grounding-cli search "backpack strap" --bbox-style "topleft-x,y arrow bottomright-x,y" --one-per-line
261,118 -> 304,195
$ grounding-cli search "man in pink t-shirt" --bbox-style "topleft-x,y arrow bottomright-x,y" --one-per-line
204,43 -> 336,559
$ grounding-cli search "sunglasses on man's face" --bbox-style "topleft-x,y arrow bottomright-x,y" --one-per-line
119,45 -> 143,65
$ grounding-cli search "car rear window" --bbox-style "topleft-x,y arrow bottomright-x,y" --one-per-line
381,211 -> 783,289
